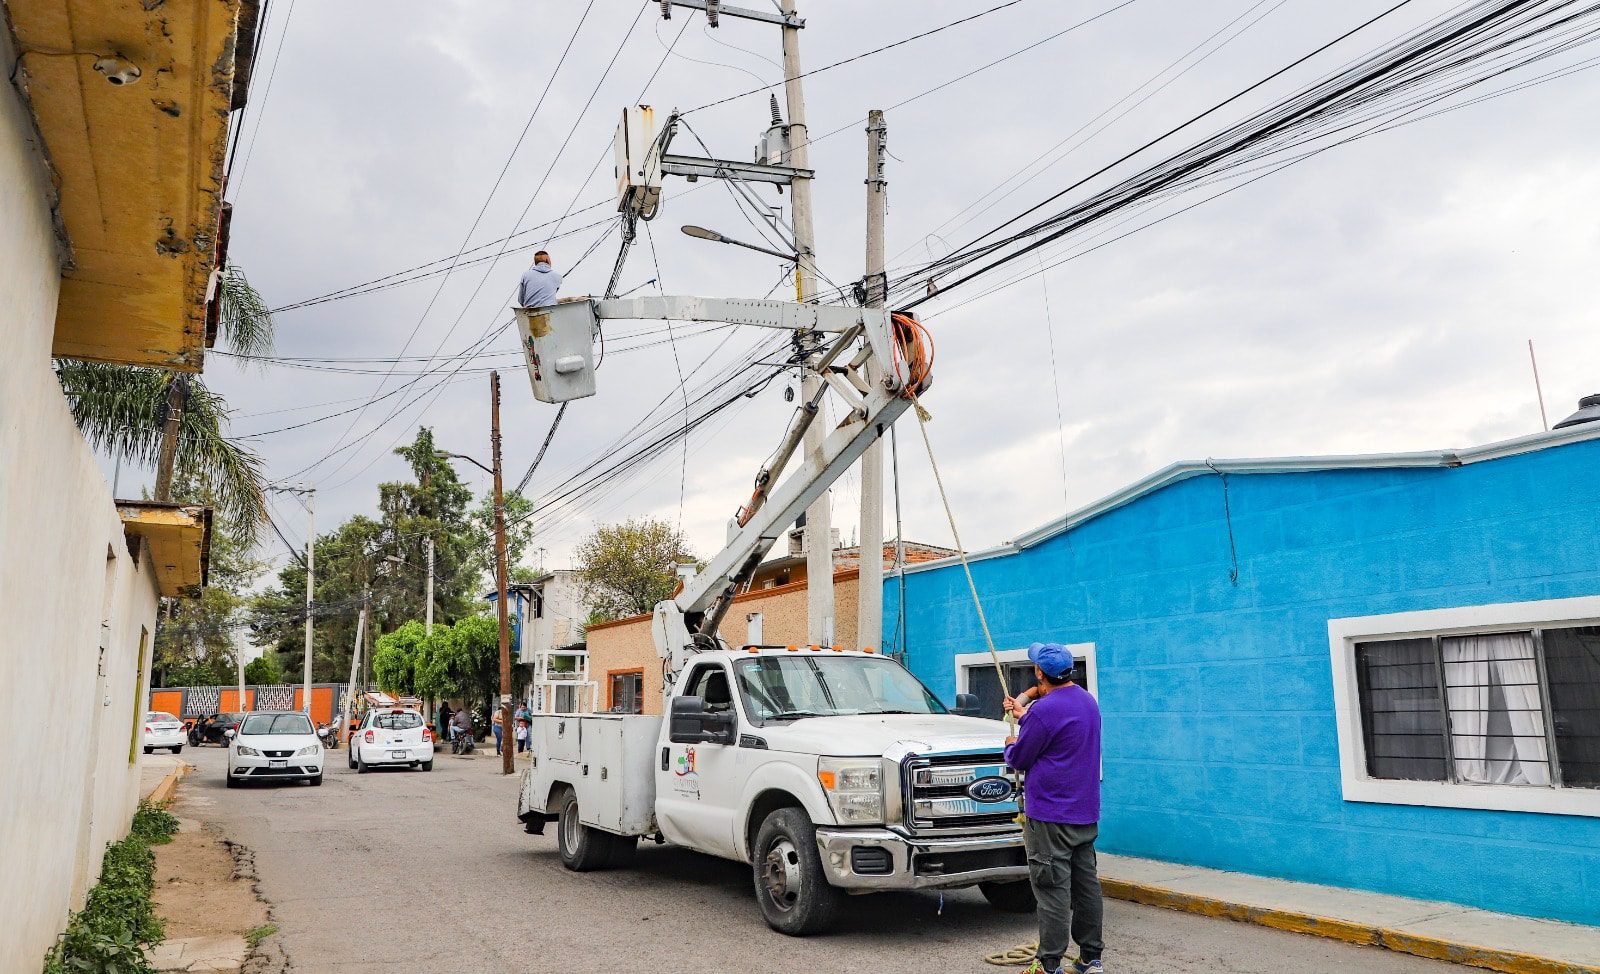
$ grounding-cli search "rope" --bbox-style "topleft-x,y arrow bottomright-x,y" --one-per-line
983,942 -> 1040,967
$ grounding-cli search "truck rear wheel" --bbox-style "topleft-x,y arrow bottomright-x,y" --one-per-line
752,808 -> 843,936
556,790 -> 626,872
980,879 -> 1037,913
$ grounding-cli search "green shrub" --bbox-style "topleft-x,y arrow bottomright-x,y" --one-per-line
42,803 -> 177,974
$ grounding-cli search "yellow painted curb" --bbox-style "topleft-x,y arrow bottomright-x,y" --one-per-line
146,762 -> 191,807
1101,879 -> 1600,974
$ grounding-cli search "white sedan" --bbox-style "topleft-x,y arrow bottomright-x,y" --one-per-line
349,708 -> 434,772
142,711 -> 185,754
225,711 -> 324,787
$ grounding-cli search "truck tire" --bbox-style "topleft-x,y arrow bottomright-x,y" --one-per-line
980,880 -> 1037,913
556,790 -> 620,872
604,834 -> 638,868
752,808 -> 843,936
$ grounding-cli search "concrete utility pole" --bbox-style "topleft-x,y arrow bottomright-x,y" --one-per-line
858,109 -> 888,653
781,0 -> 833,646
341,589 -> 367,745
153,377 -> 187,502
302,486 -> 315,715
491,371 -> 514,776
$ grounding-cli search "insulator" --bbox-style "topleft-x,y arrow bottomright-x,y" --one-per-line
769,93 -> 783,127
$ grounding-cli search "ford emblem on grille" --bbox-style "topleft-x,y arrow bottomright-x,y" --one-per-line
966,776 -> 1014,803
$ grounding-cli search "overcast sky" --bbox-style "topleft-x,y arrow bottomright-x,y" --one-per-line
127,0 -> 1600,579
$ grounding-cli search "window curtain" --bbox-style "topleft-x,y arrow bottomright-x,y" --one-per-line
1442,633 -> 1551,786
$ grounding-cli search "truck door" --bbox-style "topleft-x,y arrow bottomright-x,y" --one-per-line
656,662 -> 742,859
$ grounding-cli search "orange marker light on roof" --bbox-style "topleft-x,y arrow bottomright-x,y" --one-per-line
831,645 -> 842,652
787,645 -> 798,652
747,645 -> 759,653
809,644 -> 820,652
863,647 -> 876,654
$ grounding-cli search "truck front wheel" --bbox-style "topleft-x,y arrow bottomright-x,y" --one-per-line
752,808 -> 843,935
980,879 -> 1037,913
556,790 -> 626,871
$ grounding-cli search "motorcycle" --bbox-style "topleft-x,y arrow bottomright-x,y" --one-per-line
450,720 -> 476,755
317,724 -> 338,750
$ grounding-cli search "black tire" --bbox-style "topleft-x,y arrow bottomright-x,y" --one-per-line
348,748 -> 357,770
143,746 -> 152,754
605,834 -> 639,868
420,760 -> 433,772
752,808 -> 843,936
309,774 -> 323,787
357,752 -> 370,774
555,790 -> 620,872
980,880 -> 1037,913
226,773 -> 239,789
172,745 -> 184,754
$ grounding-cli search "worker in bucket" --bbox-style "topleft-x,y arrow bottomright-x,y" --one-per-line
1003,642 -> 1105,974
517,250 -> 562,309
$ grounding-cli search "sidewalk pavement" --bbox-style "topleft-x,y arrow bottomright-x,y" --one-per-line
1099,852 -> 1600,974
140,753 -> 188,804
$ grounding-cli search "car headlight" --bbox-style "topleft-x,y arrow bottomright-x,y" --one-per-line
236,745 -> 260,757
817,757 -> 883,824
296,745 -> 320,756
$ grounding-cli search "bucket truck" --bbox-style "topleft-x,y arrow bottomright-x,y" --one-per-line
513,295 -> 1031,935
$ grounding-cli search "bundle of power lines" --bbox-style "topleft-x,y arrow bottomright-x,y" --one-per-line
887,0 -> 1600,313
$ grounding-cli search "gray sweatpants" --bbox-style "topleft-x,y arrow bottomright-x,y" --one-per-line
1023,818 -> 1103,970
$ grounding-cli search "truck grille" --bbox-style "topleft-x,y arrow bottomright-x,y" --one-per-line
902,751 -> 1018,832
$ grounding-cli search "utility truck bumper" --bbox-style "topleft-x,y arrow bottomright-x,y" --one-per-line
814,827 -> 1027,890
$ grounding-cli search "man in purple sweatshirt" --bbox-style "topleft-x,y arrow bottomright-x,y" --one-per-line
1004,642 -> 1104,974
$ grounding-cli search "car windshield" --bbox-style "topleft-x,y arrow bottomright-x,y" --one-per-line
734,656 -> 947,721
374,712 -> 422,730
239,714 -> 313,736
147,712 -> 177,722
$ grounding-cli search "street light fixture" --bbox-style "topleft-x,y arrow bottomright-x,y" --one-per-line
680,224 -> 797,262
435,450 -> 493,476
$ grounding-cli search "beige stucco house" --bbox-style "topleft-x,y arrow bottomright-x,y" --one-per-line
1,0 -> 247,961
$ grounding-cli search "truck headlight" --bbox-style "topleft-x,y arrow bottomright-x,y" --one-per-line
818,758 -> 883,824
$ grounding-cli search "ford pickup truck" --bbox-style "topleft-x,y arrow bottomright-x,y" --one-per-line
517,646 -> 1033,934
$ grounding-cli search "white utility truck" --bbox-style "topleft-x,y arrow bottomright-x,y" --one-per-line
513,294 -> 1032,934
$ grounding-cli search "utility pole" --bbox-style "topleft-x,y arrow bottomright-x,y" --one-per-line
153,377 -> 187,501
302,486 -> 315,715
781,0 -> 832,646
237,651 -> 247,713
1528,339 -> 1550,432
341,589 -> 368,745
858,109 -> 888,653
491,371 -> 514,776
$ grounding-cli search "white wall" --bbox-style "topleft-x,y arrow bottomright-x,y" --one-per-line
0,52 -> 164,970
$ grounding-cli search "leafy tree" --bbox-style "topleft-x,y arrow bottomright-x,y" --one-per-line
468,488 -> 537,583
242,654 -> 281,685
372,620 -> 428,696
576,518 -> 698,622
56,263 -> 275,543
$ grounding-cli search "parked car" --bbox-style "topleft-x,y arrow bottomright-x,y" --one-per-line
142,712 -> 185,754
189,712 -> 246,746
226,711 -> 323,787
348,708 -> 434,773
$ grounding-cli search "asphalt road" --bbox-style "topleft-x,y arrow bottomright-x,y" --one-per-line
173,744 -> 1458,974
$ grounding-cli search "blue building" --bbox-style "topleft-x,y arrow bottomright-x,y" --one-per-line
888,418 -> 1600,926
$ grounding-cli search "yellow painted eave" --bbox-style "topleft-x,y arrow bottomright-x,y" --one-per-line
118,502 -> 212,598
10,0 -> 243,372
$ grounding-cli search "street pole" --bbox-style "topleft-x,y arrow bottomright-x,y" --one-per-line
858,109 -> 888,653
425,535 -> 435,635
153,377 -> 186,502
341,589 -> 367,745
491,371 -> 514,776
302,486 -> 315,715
237,651 -> 247,713
781,0 -> 833,646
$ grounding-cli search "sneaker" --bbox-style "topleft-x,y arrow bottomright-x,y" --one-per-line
1071,960 -> 1104,974
1018,963 -> 1063,974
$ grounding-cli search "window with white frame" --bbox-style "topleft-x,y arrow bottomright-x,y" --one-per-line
1332,599 -> 1600,816
955,645 -> 1096,720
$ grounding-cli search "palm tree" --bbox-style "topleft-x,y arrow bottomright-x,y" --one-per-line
56,263 -> 275,544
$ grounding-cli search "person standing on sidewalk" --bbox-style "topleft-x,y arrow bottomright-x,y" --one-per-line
491,707 -> 504,756
1003,642 -> 1104,974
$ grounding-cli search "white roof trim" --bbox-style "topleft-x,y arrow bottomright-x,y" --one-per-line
898,422 -> 1600,577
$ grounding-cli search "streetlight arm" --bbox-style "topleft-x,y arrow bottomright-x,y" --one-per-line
437,451 -> 494,477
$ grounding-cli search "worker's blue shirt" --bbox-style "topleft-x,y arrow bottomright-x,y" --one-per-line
517,264 -> 562,308
1003,683 -> 1101,825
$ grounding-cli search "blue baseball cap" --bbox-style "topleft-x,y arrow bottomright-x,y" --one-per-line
1027,642 -> 1075,680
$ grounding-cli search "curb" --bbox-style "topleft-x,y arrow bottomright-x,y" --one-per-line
1101,879 -> 1600,974
146,762 -> 191,807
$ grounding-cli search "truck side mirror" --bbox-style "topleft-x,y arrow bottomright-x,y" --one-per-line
669,696 -> 735,746
953,693 -> 982,718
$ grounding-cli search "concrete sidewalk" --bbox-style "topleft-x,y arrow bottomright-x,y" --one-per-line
140,753 -> 188,804
1099,852 -> 1600,974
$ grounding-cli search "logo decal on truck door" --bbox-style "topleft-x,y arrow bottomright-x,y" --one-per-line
671,747 -> 700,799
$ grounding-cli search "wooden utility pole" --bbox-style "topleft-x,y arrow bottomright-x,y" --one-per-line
153,376 -> 187,501
781,0 -> 833,646
302,487 -> 315,714
858,109 -> 888,653
491,371 -> 514,776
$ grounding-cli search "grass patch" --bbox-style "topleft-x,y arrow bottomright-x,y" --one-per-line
42,802 -> 179,974
244,924 -> 278,948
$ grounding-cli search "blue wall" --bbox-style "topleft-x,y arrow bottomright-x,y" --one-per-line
888,438 -> 1600,925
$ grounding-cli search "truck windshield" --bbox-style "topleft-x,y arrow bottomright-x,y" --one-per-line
733,656 -> 947,720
